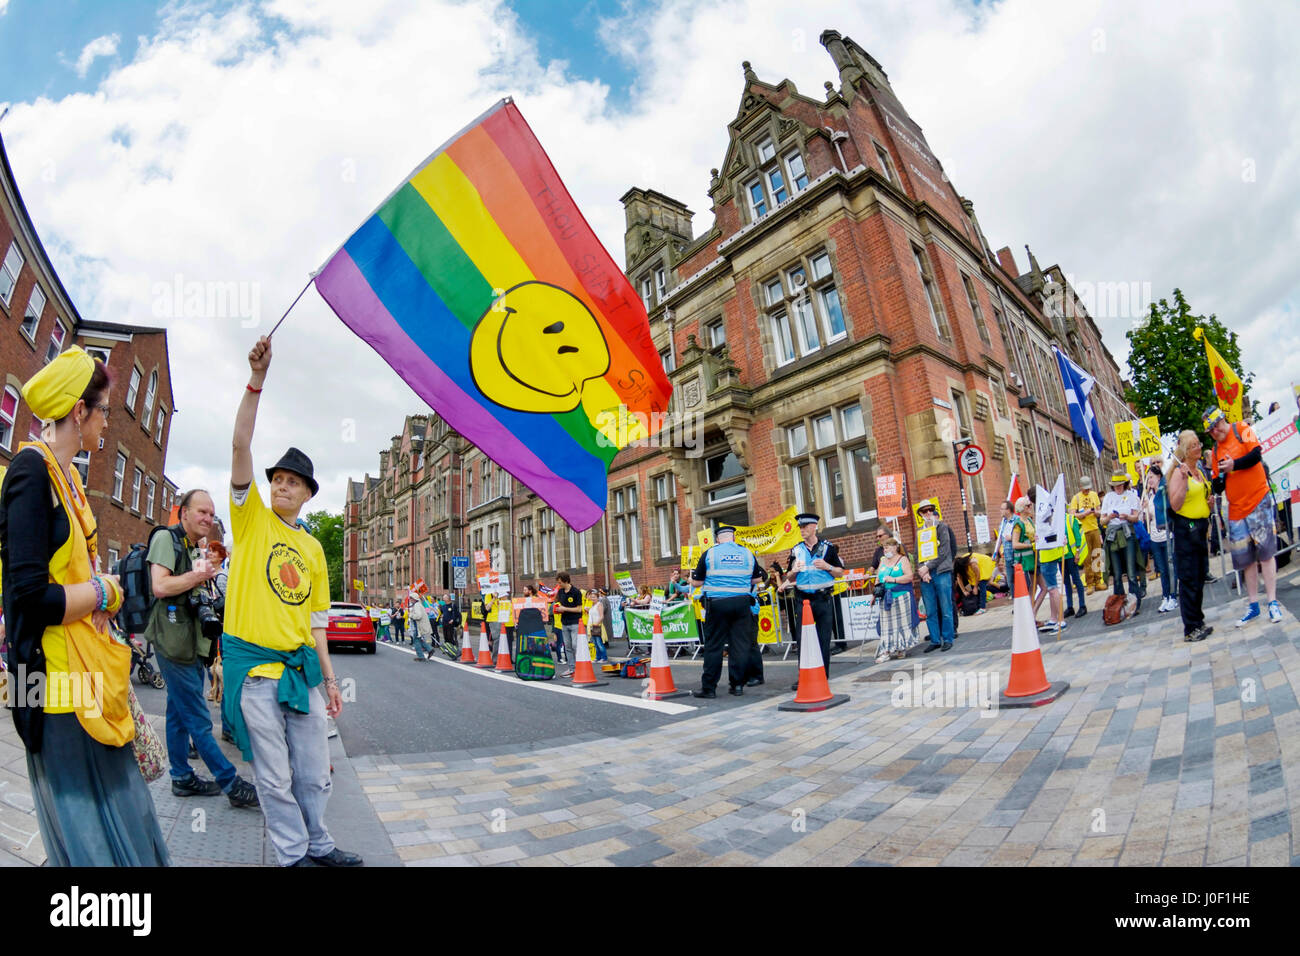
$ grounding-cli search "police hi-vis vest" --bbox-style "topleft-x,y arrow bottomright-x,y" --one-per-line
793,540 -> 835,591
701,541 -> 757,598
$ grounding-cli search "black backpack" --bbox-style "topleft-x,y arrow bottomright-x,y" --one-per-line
113,525 -> 185,635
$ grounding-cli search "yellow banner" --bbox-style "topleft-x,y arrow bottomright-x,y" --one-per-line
757,604 -> 779,644
1113,416 -> 1161,462
697,507 -> 802,556
1194,326 -> 1243,424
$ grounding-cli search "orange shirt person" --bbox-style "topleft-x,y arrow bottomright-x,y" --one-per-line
1205,405 -> 1281,627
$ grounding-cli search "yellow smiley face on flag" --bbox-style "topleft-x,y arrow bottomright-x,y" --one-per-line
469,281 -> 611,413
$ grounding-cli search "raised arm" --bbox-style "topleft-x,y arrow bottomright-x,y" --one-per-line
232,336 -> 271,488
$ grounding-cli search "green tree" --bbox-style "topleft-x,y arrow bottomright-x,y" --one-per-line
1124,288 -> 1256,439
303,510 -> 344,601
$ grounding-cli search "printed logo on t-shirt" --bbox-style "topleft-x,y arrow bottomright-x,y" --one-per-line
265,541 -> 312,606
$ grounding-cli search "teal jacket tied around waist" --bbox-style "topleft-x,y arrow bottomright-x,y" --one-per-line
220,634 -> 323,761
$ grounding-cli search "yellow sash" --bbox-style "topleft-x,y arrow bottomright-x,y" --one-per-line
22,442 -> 133,746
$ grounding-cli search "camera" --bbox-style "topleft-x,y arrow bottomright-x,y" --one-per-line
188,589 -> 223,639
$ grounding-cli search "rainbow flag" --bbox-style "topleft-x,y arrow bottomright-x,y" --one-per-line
315,100 -> 670,531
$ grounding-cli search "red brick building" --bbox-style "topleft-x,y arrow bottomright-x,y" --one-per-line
344,29 -> 1132,599
1,132 -> 177,566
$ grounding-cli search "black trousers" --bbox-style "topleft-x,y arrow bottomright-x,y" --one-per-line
700,595 -> 752,691
743,612 -> 764,683
1172,515 -> 1209,636
792,590 -> 834,677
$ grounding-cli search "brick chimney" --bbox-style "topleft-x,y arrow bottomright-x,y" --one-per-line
995,246 -> 1020,277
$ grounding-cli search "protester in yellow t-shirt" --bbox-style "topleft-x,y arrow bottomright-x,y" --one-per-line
220,335 -> 360,868
1069,476 -> 1105,591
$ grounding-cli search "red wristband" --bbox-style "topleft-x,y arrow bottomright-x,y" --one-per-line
246,384 -> 263,393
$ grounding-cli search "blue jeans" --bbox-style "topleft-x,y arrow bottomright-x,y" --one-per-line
410,622 -> 431,660
919,571 -> 956,646
1109,536 -> 1144,598
1063,557 -> 1087,613
592,628 -> 608,662
1150,538 -> 1173,598
156,655 -> 238,790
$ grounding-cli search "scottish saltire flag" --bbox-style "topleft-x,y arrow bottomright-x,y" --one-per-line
1052,346 -> 1105,456
315,99 -> 671,531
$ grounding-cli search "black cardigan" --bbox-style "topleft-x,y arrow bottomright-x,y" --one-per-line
0,447 -> 72,753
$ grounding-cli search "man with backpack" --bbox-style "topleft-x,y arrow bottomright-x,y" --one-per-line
142,489 -> 259,809
1206,406 -> 1282,626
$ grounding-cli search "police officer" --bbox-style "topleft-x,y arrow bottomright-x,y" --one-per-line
779,512 -> 846,689
690,523 -> 764,698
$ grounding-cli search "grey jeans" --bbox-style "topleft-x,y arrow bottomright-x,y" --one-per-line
240,676 -> 334,865
560,623 -> 580,662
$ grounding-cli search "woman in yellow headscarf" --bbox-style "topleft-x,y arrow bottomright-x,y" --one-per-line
0,346 -> 170,866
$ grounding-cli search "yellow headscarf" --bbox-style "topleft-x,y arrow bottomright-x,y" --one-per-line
21,346 -> 95,421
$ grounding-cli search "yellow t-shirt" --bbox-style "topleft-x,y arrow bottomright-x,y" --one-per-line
1069,491 -> 1101,534
227,480 -> 330,679
1174,469 -> 1211,519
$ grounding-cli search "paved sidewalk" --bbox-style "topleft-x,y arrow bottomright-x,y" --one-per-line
355,591 -> 1300,866
0,699 -> 399,867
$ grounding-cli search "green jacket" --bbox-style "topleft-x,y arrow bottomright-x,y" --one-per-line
220,634 -> 323,762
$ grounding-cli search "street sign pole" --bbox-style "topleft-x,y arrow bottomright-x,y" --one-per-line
953,440 -> 973,549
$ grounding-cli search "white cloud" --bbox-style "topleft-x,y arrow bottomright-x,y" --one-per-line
73,33 -> 121,78
3,0 -> 1297,524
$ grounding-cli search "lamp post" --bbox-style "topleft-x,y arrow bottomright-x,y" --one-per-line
952,436 -> 975,549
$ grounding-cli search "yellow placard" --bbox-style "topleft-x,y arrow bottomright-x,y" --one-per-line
697,528 -> 714,549
1113,416 -> 1161,461
352,579 -> 364,591
918,527 -> 938,562
680,544 -> 700,571
757,604 -> 779,644
471,601 -> 483,620
913,497 -> 942,529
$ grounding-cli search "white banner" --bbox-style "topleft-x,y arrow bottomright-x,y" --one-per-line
1035,474 -> 1066,551
974,513 -> 991,544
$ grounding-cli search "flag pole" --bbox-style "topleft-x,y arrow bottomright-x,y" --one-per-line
267,274 -> 316,338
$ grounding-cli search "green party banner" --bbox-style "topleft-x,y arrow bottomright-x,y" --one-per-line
624,603 -> 700,644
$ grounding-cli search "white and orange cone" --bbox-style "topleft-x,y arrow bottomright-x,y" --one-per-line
570,619 -> 608,687
459,624 -> 475,663
1000,565 -> 1069,707
494,628 -> 513,672
644,611 -> 689,701
779,600 -> 849,712
474,622 -> 494,668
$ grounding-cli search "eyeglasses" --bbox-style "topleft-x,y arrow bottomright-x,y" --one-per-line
94,403 -> 111,422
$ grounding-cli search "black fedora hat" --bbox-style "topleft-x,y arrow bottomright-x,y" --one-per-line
266,447 -> 319,497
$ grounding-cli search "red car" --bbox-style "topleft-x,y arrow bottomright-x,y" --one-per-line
326,602 -> 376,653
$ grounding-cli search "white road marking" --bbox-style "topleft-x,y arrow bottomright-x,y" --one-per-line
375,641 -> 697,715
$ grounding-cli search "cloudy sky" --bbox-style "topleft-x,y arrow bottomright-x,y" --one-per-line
1,0 -> 1296,519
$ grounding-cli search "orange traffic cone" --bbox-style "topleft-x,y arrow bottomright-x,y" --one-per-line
474,623 -> 494,668
459,624 -> 475,663
494,628 -> 513,672
780,600 -> 849,712
644,611 -> 689,701
1000,565 -> 1069,707
570,619 -> 608,687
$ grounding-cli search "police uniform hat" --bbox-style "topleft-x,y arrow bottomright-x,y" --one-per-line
714,523 -> 738,537
794,512 -> 820,526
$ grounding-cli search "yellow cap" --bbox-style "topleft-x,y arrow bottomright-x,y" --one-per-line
21,346 -> 96,421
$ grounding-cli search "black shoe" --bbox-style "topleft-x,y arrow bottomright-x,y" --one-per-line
221,730 -> 235,743
692,688 -> 717,699
172,774 -> 222,797
227,777 -> 260,809
924,643 -> 941,653
940,642 -> 953,652
1202,625 -> 1214,639
286,856 -> 319,867
745,678 -> 763,687
1075,606 -> 1087,619
309,847 -> 363,867
728,685 -> 744,696
1063,608 -> 1075,619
